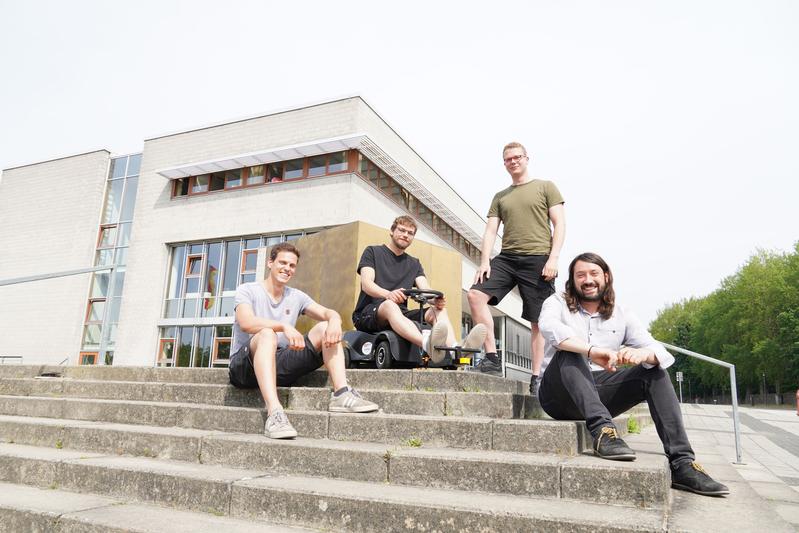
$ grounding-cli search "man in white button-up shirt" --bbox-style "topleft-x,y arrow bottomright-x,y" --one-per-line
538,252 -> 729,497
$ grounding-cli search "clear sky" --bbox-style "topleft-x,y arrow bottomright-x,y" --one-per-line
1,1 -> 797,326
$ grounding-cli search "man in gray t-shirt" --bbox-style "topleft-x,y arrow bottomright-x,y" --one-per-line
229,242 -> 379,439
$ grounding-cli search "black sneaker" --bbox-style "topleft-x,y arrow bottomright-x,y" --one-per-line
593,426 -> 636,461
474,356 -> 501,374
671,461 -> 730,496
529,375 -> 540,397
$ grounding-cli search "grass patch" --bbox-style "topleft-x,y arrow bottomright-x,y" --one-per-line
404,436 -> 423,448
54,439 -> 63,450
627,416 -> 641,434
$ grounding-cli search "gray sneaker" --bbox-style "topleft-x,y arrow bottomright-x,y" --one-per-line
264,410 -> 297,439
424,321 -> 449,364
462,324 -> 487,351
329,388 -> 379,413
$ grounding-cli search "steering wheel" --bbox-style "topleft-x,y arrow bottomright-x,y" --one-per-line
402,288 -> 443,303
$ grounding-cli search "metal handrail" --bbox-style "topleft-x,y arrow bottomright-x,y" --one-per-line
659,341 -> 743,464
0,265 -> 113,287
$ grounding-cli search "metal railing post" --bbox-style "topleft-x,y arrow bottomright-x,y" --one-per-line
660,341 -> 744,465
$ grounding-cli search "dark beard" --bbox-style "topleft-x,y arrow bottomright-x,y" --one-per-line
577,283 -> 604,302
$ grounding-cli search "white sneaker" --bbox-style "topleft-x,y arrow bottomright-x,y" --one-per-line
424,321 -> 449,364
264,410 -> 297,439
462,324 -> 487,351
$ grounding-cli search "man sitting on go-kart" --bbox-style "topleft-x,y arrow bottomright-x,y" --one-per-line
352,215 -> 487,363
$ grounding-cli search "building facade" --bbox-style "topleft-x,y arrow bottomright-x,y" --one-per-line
0,97 -> 533,380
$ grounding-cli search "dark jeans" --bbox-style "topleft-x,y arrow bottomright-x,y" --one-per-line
539,350 -> 695,469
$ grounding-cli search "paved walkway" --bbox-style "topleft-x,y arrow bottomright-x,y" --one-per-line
680,403 -> 799,530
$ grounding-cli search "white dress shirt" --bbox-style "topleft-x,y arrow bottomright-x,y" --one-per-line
538,293 -> 674,377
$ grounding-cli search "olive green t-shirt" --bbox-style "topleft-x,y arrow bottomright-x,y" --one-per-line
487,179 -> 564,255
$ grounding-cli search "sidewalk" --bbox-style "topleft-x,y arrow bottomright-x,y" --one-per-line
678,403 -> 799,530
626,403 -> 799,531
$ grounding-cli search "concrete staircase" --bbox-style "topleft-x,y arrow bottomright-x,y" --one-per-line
0,365 -> 668,532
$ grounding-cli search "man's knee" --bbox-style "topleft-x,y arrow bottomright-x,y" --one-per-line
467,288 -> 489,307
250,328 -> 278,358
307,322 -> 327,350
377,299 -> 401,318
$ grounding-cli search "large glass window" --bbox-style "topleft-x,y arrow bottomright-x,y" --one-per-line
247,165 -> 265,186
284,159 -> 304,180
101,179 -> 124,224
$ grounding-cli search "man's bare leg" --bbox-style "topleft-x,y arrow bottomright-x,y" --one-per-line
250,328 -> 282,415
376,300 -> 425,346
531,323 -> 544,376
467,289 -> 496,353
307,321 -> 347,391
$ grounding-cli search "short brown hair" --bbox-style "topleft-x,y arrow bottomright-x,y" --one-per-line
502,142 -> 528,157
390,215 -> 417,234
269,242 -> 300,262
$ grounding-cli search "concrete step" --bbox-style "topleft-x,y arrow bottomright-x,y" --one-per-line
0,442 -> 667,532
0,377 -> 537,418
0,481 -> 317,532
0,394 -> 650,455
0,415 -> 669,507
0,365 -> 522,393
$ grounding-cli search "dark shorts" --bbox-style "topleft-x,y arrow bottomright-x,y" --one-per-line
470,253 -> 555,322
228,334 -> 323,389
352,299 -> 425,333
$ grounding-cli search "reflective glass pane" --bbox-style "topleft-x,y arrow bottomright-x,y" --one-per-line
91,273 -> 110,298
82,325 -> 102,349
225,169 -> 242,188
161,326 -> 177,339
177,327 -> 193,367
247,165 -> 265,185
285,233 -> 301,241
174,178 -> 189,196
101,179 -> 125,224
114,246 -> 128,266
87,300 -> 105,322
107,297 -> 121,323
117,223 -> 131,247
264,235 -> 281,246
219,296 -> 235,317
185,277 -> 200,294
98,226 -> 116,248
158,339 -> 174,366
243,251 -> 257,272
126,154 -> 141,176
284,159 -> 303,179
328,151 -> 347,172
359,156 -> 369,174
214,341 -> 230,365
188,256 -> 202,275
189,243 -> 203,254
308,156 -> 326,177
209,172 -> 225,191
201,243 -> 222,317
119,177 -> 138,221
194,327 -> 212,367
95,249 -> 114,266
223,241 -> 241,291
104,351 -> 114,365
167,245 -> 185,299
110,158 -> 127,179
106,324 -> 117,346
182,298 -> 198,317
240,273 -> 255,284
216,325 -> 232,337
164,299 -> 180,318
244,238 -> 260,249
192,175 -> 209,193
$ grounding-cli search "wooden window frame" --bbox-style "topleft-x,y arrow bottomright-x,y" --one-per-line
212,338 -> 231,366
85,298 -> 106,324
240,249 -> 258,275
158,338 -> 175,366
79,352 -> 97,365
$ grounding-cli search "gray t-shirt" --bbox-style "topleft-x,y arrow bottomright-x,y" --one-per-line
231,282 -> 315,353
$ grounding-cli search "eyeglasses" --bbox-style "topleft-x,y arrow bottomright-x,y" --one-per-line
503,155 -> 527,165
394,227 -> 416,236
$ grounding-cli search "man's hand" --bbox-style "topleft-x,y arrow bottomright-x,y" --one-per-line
618,347 -> 656,366
283,324 -> 306,350
323,319 -> 342,348
433,295 -> 446,310
589,346 -> 619,372
474,262 -> 491,284
386,289 -> 407,304
542,257 -> 558,281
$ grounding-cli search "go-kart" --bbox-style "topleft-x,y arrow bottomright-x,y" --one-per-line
343,288 -> 478,370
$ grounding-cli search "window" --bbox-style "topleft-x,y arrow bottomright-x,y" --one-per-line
192,175 -> 210,194
209,172 -> 226,191
328,151 -> 347,173
80,352 -> 98,365
284,159 -> 304,180
247,165 -> 265,186
240,249 -> 257,284
267,162 -> 283,182
224,169 -> 242,188
308,155 -> 326,177
158,337 -> 175,366
174,178 -> 189,196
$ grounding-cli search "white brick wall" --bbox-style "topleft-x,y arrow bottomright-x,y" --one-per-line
0,151 -> 110,363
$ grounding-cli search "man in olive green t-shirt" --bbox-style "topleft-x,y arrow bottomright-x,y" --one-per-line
467,142 -> 566,394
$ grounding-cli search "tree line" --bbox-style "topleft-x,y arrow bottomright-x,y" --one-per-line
650,242 -> 799,399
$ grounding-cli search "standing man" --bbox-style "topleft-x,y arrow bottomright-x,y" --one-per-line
468,142 -> 565,395
229,242 -> 378,440
353,216 -> 487,363
538,252 -> 729,496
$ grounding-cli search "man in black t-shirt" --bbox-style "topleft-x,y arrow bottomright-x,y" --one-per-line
353,216 -> 486,363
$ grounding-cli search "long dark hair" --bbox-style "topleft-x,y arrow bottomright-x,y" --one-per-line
564,252 -> 615,319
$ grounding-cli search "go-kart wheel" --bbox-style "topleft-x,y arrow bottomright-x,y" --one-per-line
374,340 -> 393,369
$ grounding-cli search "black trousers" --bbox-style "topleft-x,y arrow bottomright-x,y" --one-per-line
539,350 -> 695,469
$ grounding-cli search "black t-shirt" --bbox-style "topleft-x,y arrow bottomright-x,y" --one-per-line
354,245 -> 425,314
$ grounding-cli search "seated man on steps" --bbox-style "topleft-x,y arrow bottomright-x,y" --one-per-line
229,242 -> 378,439
352,215 -> 487,363
538,252 -> 729,497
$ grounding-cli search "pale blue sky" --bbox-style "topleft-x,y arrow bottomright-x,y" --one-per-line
1,0 -> 797,326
